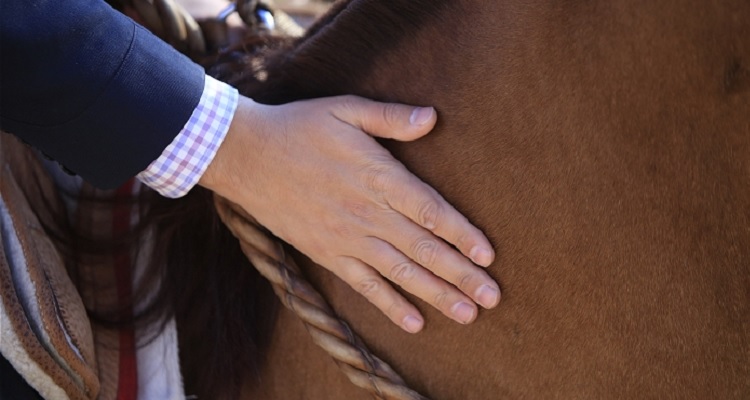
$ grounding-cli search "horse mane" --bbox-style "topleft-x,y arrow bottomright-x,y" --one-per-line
208,0 -> 453,103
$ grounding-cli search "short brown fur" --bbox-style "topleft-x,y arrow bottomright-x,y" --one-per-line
213,0 -> 750,398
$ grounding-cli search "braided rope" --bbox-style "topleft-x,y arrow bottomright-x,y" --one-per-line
116,0 -> 303,58
214,195 -> 429,400
113,0 -> 425,396
126,0 -> 208,57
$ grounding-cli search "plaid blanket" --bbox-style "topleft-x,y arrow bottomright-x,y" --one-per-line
0,133 -> 184,399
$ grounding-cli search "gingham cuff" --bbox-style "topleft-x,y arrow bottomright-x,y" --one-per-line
137,75 -> 239,198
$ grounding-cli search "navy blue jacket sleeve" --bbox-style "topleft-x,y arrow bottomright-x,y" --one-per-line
0,0 -> 205,189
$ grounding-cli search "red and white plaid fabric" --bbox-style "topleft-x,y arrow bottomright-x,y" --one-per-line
0,135 -> 185,399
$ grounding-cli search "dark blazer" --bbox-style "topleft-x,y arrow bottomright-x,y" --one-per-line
0,0 -> 205,188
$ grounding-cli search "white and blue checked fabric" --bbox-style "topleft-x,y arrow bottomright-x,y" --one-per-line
137,75 -> 238,198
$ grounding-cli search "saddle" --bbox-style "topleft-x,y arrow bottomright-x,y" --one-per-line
0,133 -> 99,399
0,133 -> 184,400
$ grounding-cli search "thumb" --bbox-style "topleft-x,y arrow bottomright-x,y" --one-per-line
331,96 -> 438,141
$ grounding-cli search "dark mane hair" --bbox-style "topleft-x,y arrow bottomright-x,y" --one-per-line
208,0 -> 451,103
144,188 -> 278,398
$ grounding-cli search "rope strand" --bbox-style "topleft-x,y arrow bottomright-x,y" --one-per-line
214,196 -> 429,400
110,0 -> 425,395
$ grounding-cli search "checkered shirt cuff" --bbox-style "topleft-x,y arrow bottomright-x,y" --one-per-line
137,75 -> 239,198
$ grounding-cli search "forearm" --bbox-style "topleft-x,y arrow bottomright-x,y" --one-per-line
0,0 -> 204,188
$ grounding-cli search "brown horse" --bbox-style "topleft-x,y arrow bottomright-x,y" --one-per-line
200,0 -> 750,398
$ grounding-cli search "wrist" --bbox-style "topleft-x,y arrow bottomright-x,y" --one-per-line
199,95 -> 268,198
137,76 -> 238,198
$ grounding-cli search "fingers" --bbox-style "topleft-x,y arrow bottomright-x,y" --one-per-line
356,238 -> 484,324
386,172 -> 496,268
372,212 -> 500,310
326,95 -> 499,319
330,96 -> 495,267
359,155 -> 496,268
229,94 -> 500,332
329,95 -> 437,141
334,256 -> 425,334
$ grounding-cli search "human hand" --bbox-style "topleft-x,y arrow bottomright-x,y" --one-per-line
200,95 -> 500,333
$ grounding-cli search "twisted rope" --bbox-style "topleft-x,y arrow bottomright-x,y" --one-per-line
122,0 -> 207,57
214,195 -> 429,400
112,0 -> 425,396
115,0 -> 303,58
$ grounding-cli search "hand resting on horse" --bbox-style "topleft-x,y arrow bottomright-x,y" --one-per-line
200,94 -> 501,333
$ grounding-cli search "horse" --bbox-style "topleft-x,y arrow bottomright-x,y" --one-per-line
196,0 -> 750,398
2,0 -> 746,398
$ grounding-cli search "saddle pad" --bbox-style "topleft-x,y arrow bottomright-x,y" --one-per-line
0,133 -> 186,400
0,135 -> 100,399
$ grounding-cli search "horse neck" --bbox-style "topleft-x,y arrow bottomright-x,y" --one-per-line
254,0 -> 750,226
249,0 -> 750,309
242,1 -> 750,399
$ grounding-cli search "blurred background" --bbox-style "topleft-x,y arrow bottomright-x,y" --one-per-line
275,0 -> 334,28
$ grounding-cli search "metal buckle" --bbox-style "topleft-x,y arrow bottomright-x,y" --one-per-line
217,1 -> 276,31
256,7 -> 276,30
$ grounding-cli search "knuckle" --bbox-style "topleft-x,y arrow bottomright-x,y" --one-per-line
416,199 -> 442,230
364,163 -> 394,192
329,222 -> 354,239
343,201 -> 375,221
457,272 -> 476,292
389,261 -> 416,285
338,94 -> 361,108
433,290 -> 450,309
412,238 -> 439,267
381,103 -> 402,127
454,233 -> 472,253
334,95 -> 364,116
356,278 -> 382,298
385,298 -> 404,318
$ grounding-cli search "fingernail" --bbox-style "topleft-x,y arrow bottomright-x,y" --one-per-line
475,284 -> 500,309
402,315 -> 423,333
451,302 -> 476,324
469,246 -> 493,267
410,107 -> 434,126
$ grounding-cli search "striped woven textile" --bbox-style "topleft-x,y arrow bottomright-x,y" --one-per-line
0,133 -> 184,399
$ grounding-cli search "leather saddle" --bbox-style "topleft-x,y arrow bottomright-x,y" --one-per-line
0,133 -> 99,400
